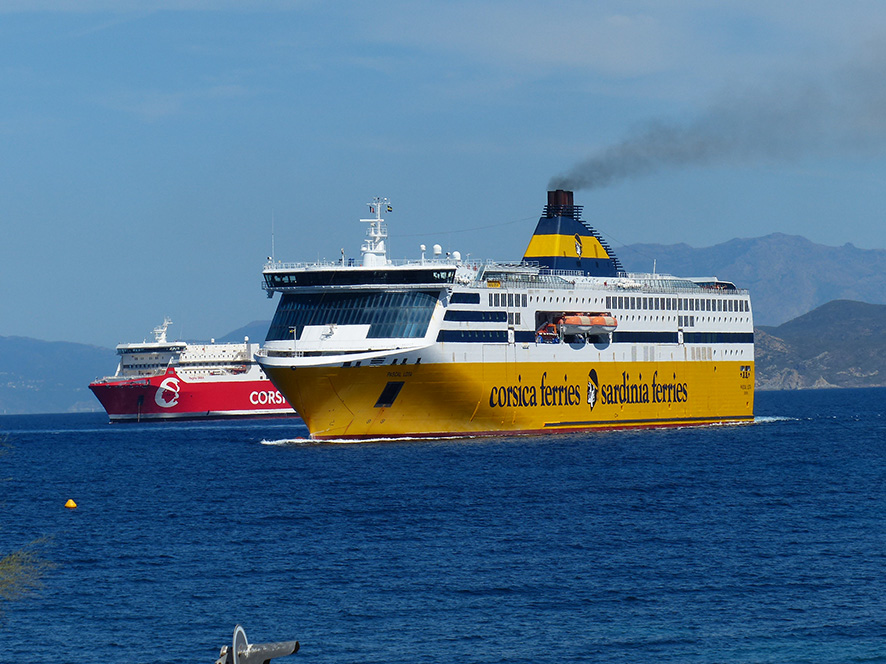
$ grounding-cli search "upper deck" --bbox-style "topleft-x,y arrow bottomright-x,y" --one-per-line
261,194 -> 747,298
262,255 -> 748,298
257,192 -> 753,366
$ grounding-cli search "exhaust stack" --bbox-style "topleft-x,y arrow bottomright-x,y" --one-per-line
547,189 -> 573,207
544,189 -> 581,219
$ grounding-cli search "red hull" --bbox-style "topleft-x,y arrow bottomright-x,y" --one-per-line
89,367 -> 296,422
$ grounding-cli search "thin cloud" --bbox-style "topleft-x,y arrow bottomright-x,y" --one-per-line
97,84 -> 250,121
0,0 -> 312,12
368,3 -> 682,78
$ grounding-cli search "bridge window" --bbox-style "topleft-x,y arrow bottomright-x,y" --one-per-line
267,290 -> 439,341
451,292 -> 481,305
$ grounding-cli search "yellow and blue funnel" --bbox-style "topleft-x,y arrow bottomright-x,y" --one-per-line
522,190 -> 623,277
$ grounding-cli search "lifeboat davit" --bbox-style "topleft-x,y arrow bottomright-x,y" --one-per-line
557,313 -> 618,336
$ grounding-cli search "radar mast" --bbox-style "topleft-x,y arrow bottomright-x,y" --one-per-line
360,197 -> 391,267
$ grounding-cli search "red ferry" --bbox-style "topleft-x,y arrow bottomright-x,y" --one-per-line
89,318 -> 296,422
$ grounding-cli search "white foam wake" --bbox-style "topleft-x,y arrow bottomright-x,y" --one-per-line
754,415 -> 796,424
260,437 -> 315,445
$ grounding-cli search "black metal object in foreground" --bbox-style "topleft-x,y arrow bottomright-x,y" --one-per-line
215,625 -> 299,664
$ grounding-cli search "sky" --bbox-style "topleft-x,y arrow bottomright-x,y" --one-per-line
3,1 -> 886,348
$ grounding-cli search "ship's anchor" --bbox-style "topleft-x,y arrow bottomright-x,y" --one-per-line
215,625 -> 299,664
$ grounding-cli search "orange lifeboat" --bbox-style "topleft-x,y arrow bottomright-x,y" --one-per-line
557,313 -> 618,336
535,322 -> 560,343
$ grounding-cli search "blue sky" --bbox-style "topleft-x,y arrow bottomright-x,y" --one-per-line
3,2 -> 886,347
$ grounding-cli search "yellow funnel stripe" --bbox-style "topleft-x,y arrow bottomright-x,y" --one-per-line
523,234 -> 610,259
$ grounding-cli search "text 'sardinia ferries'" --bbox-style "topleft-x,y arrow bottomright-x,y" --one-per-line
257,190 -> 754,439
89,318 -> 295,422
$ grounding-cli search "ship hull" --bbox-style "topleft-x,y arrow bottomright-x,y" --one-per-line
89,368 -> 295,422
263,359 -> 754,439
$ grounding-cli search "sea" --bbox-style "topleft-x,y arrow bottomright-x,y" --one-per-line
1,388 -> 884,664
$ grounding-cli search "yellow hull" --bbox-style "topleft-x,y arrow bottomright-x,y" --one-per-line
265,360 -> 755,439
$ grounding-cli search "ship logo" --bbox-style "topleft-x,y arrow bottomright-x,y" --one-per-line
574,233 -> 583,257
155,377 -> 181,408
587,369 -> 598,410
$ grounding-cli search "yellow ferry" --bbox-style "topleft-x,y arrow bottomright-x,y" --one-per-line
256,190 -> 754,439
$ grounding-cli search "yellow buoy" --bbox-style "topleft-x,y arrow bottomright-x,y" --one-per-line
65,499 -> 77,509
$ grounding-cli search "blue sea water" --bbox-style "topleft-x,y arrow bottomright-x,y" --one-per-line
2,388 -> 885,664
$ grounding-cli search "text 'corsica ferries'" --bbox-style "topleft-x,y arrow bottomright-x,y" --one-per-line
256,191 -> 754,439
90,318 -> 295,422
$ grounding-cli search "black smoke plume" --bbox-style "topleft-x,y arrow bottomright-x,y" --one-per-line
550,50 -> 886,191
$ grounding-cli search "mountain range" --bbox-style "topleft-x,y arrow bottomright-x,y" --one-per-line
1,234 -> 884,414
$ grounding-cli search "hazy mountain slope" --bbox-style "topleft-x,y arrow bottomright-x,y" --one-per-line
620,233 -> 886,326
217,320 -> 272,343
754,300 -> 886,390
0,336 -> 115,414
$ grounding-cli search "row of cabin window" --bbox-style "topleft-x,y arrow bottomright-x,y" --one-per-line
486,290 -> 748,315
126,360 -> 235,367
489,292 -> 529,308
607,295 -> 748,313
